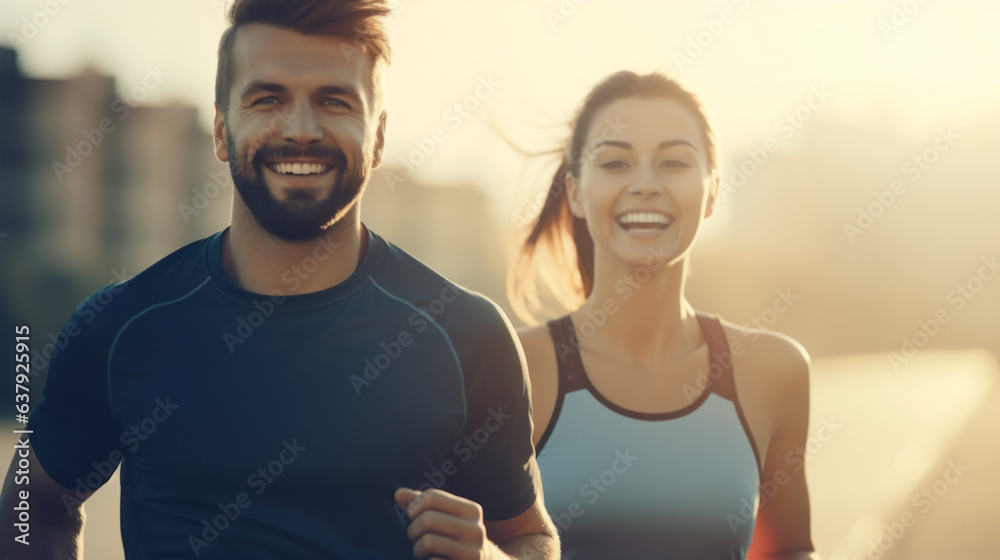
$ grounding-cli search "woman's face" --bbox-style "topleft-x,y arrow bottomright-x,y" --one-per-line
567,96 -> 717,269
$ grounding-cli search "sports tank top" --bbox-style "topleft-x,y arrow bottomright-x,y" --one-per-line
536,314 -> 762,559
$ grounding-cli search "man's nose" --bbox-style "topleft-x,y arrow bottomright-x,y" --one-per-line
280,101 -> 323,143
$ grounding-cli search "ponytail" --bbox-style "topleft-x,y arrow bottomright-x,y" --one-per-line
507,159 -> 594,324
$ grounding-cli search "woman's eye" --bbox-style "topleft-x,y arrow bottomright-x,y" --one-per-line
660,160 -> 689,169
600,161 -> 627,170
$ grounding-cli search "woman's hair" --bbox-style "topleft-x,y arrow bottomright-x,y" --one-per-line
507,71 -> 718,324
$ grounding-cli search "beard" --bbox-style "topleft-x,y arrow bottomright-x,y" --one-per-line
226,129 -> 369,241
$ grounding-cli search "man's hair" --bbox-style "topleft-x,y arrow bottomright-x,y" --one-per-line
215,0 -> 393,113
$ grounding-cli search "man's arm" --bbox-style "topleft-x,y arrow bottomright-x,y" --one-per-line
2,285 -> 124,559
395,481 -> 559,560
0,440 -> 92,559
403,298 -> 559,558
485,502 -> 559,559
482,455 -> 558,559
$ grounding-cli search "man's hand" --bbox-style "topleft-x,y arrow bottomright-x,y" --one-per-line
395,487 -> 499,560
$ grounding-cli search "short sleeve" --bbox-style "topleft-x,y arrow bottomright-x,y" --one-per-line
448,300 -> 538,521
27,285 -> 125,491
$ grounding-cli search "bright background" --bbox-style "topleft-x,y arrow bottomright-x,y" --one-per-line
1,1 -> 999,559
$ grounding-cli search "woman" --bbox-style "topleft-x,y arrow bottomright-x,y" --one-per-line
510,71 -> 819,559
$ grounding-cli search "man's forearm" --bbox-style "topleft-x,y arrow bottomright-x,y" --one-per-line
2,523 -> 84,560
492,532 -> 560,560
0,443 -> 91,559
0,493 -> 85,560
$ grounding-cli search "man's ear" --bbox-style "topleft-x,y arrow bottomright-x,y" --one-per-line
566,172 -> 585,219
213,105 -> 229,163
371,110 -> 387,169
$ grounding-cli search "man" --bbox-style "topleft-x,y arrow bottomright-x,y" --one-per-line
0,1 -> 558,558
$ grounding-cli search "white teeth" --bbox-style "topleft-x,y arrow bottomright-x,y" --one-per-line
618,212 -> 672,225
269,162 -> 331,175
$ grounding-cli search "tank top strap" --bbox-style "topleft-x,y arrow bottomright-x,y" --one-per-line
546,315 -> 588,393
696,313 -> 737,402
697,312 -> 763,472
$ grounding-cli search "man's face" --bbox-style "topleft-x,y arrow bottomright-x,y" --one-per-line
213,23 -> 386,241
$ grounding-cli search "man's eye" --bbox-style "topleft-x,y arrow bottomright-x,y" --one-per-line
253,97 -> 280,105
322,98 -> 347,107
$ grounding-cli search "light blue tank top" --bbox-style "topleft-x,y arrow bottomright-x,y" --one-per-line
536,314 -> 761,559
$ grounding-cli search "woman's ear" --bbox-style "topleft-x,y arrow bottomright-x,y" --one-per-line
566,172 -> 586,219
371,110 -> 387,169
704,173 -> 720,218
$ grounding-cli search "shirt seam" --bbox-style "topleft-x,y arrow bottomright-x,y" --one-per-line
105,276 -> 212,409
367,276 -> 468,432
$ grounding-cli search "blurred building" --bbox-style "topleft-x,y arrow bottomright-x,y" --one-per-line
0,46 -> 230,388
0,47 -> 229,283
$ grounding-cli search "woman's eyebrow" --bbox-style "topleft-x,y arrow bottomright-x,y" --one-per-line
591,139 -> 697,151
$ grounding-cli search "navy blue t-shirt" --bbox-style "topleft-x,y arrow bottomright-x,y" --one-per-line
27,227 -> 537,559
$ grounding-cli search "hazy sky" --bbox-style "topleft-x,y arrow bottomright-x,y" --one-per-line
3,0 -> 998,221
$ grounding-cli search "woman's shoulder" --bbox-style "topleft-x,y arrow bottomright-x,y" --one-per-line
715,318 -> 811,399
516,322 -> 562,445
715,317 -> 812,456
516,323 -> 558,375
718,319 -> 809,368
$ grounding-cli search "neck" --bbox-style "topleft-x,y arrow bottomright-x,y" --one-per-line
222,199 -> 366,296
575,247 -> 700,365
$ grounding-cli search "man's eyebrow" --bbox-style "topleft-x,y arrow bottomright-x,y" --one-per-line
239,82 -> 366,107
240,81 -> 287,100
316,85 -> 365,106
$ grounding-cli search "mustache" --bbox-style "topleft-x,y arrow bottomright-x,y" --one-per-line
251,143 -> 349,169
